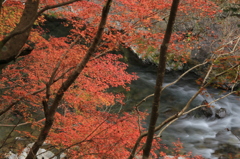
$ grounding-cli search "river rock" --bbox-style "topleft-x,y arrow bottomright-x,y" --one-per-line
159,156 -> 186,159
192,100 -> 213,118
191,47 -> 210,63
200,100 -> 213,118
218,154 -> 230,159
5,143 -> 66,159
230,127 -> 240,138
215,108 -> 227,119
214,143 -> 240,159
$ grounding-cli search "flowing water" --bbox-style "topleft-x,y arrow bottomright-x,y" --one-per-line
125,59 -> 240,159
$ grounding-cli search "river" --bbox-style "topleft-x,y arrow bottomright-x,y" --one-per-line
124,51 -> 240,159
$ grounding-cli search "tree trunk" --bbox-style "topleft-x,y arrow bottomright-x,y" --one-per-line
0,0 -> 39,70
142,0 -> 180,158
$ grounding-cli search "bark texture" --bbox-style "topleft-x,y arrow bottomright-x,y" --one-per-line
0,0 -> 39,70
142,0 -> 180,158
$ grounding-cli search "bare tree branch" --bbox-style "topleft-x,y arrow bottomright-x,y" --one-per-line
0,118 -> 45,127
162,61 -> 208,92
184,91 -> 236,115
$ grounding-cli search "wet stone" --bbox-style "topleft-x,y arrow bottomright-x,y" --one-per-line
200,100 -> 213,118
215,108 -> 227,119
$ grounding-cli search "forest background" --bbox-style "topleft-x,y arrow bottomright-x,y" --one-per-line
0,0 -> 239,158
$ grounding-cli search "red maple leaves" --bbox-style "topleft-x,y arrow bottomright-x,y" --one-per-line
0,0 -> 222,158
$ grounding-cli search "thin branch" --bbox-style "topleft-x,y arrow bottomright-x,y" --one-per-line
135,104 -> 143,134
215,64 -> 240,78
202,64 -> 213,86
157,118 -> 178,138
214,36 -> 240,53
53,67 -> 75,83
0,64 -> 74,117
0,119 -> 21,149
91,50 -> 109,60
0,118 -> 45,127
157,90 -> 236,137
162,61 -> 208,92
50,117 -> 110,159
133,61 -> 209,110
0,87 -> 45,116
231,36 -> 240,54
134,94 -> 154,108
38,0 -> 81,15
184,91 -> 236,115
231,66 -> 240,92
46,35 -> 81,100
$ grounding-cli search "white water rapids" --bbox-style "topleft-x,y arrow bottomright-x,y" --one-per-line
126,64 -> 240,159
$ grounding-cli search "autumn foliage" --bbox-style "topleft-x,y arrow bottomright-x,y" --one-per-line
0,0 -> 228,158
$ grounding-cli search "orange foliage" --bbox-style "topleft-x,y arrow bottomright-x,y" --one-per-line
49,112 -> 146,158
0,0 -> 222,158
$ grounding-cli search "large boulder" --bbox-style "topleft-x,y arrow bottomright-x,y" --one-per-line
191,47 -> 211,63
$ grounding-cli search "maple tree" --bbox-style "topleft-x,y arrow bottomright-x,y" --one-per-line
0,0 -> 239,158
0,0 -> 144,158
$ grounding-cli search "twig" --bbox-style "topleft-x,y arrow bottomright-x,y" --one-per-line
0,118 -> 45,127
184,91 -> 236,115
162,61 -> 208,92
157,91 -> 236,137
135,103 -> 142,134
0,119 -> 21,149
215,64 -> 239,78
157,118 -> 178,138
231,66 -> 239,92
46,35 -> 81,100
133,61 -> 209,111
0,87 -> 45,116
50,116 -> 110,158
